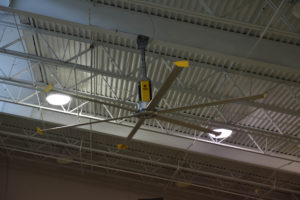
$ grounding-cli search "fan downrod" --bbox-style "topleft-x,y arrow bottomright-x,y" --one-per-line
137,35 -> 152,111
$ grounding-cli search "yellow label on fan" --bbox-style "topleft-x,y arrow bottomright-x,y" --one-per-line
140,80 -> 151,101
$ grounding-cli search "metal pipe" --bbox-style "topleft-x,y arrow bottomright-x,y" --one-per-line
139,48 -> 147,79
137,35 -> 149,79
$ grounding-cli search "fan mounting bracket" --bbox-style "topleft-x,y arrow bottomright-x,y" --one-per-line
135,111 -> 157,119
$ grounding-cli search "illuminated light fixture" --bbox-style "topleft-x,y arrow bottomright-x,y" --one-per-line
46,93 -> 71,106
292,2 -> 300,18
209,128 -> 232,139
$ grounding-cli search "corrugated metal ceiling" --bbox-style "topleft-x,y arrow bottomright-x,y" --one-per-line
95,0 -> 300,44
0,2 -> 300,199
19,18 -> 300,159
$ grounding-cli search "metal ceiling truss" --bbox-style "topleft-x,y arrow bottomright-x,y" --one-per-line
0,62 -> 299,162
0,8 -> 299,164
94,0 -> 300,45
0,5 -> 299,200
0,113 -> 299,200
1,7 -> 300,86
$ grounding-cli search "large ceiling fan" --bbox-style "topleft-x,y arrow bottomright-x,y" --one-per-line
37,35 -> 264,149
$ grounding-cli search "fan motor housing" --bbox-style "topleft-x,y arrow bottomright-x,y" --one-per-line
138,79 -> 152,110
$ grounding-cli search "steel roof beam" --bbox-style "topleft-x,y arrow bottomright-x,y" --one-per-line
0,80 -> 299,146
100,0 -> 299,40
0,76 -> 136,107
1,96 -> 300,164
6,1 -> 300,72
0,48 -> 298,117
0,118 -> 299,196
0,19 -> 299,87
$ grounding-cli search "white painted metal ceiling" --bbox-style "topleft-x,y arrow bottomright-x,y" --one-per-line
0,0 -> 300,199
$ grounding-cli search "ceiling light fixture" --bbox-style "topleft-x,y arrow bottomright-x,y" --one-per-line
46,93 -> 71,106
209,128 -> 232,139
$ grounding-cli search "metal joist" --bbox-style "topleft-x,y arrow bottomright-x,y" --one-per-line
0,115 -> 299,197
1,5 -> 300,83
0,48 -> 299,118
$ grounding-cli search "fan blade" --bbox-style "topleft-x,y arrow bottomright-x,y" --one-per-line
37,114 -> 136,134
125,118 -> 146,142
70,93 -> 136,112
48,89 -> 136,112
118,118 -> 145,149
117,61 -> 189,149
146,61 -> 189,111
157,94 -> 264,114
156,115 -> 220,135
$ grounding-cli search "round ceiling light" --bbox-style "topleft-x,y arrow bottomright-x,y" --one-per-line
209,128 -> 232,139
46,93 -> 71,106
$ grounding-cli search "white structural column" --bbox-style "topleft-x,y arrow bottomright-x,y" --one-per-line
7,0 -> 300,73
